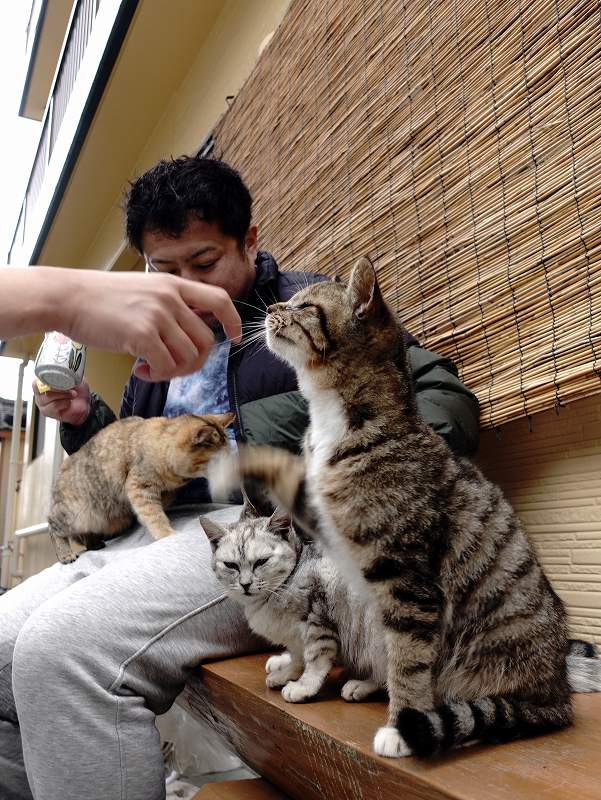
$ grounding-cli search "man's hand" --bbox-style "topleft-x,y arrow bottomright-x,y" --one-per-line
2,268 -> 243,382
63,271 -> 243,382
33,380 -> 92,426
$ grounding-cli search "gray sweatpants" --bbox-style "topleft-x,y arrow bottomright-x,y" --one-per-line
0,506 -> 264,800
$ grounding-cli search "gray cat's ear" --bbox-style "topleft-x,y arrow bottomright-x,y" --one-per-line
239,486 -> 260,520
200,517 -> 226,550
347,256 -> 386,321
267,507 -> 293,538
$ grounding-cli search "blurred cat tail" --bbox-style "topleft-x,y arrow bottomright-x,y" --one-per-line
208,445 -> 316,533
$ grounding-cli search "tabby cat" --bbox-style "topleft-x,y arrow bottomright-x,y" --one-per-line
49,412 -> 234,564
209,257 -> 573,759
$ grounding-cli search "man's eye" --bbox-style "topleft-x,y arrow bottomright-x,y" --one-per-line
223,562 -> 239,571
193,262 -> 217,270
254,558 -> 269,569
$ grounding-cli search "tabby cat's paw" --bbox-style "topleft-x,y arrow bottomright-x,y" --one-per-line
281,681 -> 317,703
266,653 -> 292,674
373,727 -> 412,758
341,678 -> 379,702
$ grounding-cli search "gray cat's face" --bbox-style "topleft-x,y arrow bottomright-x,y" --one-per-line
203,510 -> 299,603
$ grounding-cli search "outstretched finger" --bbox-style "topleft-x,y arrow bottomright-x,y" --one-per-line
179,282 -> 242,344
133,337 -> 177,382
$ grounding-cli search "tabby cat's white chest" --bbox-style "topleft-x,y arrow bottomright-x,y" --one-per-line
301,382 -> 349,472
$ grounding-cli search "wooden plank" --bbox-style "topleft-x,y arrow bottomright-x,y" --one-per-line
184,654 -> 601,800
193,778 -> 287,799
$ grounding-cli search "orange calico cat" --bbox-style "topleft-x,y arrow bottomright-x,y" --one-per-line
48,413 -> 234,563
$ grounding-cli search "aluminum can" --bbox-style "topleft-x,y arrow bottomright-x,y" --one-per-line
34,332 -> 87,390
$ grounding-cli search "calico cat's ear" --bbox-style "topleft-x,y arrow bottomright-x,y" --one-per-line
239,486 -> 260,520
267,507 -> 293,538
347,256 -> 386,321
214,412 -> 236,429
200,517 -> 226,550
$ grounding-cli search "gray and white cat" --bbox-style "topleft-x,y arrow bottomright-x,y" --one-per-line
202,500 -> 386,703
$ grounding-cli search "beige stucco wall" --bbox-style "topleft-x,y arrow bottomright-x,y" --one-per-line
83,0 -> 290,271
478,394 -> 601,647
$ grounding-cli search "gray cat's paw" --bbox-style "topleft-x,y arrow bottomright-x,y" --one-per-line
266,653 -> 292,674
373,727 -> 412,758
341,678 -> 379,702
281,680 -> 318,703
266,671 -> 290,689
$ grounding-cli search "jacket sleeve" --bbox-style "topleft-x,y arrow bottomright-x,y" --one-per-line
59,393 -> 117,455
408,345 -> 480,457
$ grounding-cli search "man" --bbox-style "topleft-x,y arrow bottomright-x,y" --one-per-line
1,157 -> 479,800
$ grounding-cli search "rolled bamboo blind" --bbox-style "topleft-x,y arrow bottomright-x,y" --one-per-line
213,0 -> 601,428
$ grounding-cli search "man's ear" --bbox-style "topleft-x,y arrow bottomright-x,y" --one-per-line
347,256 -> 386,321
244,225 -> 259,264
267,507 -> 293,538
200,517 -> 226,550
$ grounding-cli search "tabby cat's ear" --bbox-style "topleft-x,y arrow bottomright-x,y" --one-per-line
200,517 -> 226,550
239,486 -> 260,520
347,256 -> 386,321
267,507 -> 293,538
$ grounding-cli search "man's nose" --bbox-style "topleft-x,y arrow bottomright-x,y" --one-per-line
179,263 -> 199,282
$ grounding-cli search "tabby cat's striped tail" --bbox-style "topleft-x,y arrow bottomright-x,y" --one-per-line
397,695 -> 572,758
567,638 -> 601,692
208,445 -> 317,533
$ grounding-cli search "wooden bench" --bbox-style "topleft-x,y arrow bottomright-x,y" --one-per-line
193,778 -> 287,799
183,654 -> 601,800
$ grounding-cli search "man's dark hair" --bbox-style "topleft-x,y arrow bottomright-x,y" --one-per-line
125,156 -> 252,252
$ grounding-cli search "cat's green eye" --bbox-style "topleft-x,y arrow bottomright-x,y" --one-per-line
254,558 -> 269,569
289,303 -> 313,311
223,561 -> 239,571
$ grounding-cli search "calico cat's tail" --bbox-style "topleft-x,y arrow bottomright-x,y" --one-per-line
208,445 -> 318,533
394,694 -> 572,758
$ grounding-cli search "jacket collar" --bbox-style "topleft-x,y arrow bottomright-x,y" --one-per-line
254,250 -> 280,286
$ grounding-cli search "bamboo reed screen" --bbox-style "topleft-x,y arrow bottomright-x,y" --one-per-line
213,0 -> 601,429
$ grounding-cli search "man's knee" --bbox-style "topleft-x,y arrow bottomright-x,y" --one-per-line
12,603 -> 95,706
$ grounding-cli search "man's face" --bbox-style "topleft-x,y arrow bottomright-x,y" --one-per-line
142,217 -> 258,329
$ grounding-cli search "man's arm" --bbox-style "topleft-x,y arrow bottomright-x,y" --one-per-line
60,393 -> 117,455
2,265 -> 242,380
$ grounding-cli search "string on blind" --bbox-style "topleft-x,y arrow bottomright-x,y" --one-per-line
213,0 -> 601,429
